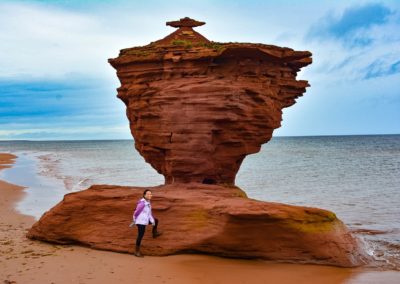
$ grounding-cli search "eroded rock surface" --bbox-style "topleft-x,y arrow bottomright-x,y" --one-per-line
27,184 -> 369,267
108,17 -> 312,185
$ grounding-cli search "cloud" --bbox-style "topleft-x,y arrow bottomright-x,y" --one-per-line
302,2 -> 400,83
364,59 -> 400,79
0,2 -> 154,80
0,77 -> 129,140
308,3 -> 392,47
0,77 -> 117,115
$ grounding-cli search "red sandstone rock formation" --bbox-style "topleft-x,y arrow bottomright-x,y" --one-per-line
27,18 -> 370,267
108,17 -> 312,185
27,184 -> 369,267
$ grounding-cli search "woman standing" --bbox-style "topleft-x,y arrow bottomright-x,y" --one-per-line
132,189 -> 162,257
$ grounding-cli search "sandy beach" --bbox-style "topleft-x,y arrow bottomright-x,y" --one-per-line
1,153 -> 399,284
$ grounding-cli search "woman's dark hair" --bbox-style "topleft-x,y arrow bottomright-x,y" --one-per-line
143,189 -> 152,197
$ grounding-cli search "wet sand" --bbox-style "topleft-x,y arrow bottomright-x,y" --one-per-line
0,153 -> 398,283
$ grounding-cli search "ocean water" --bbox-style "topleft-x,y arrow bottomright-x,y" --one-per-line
0,135 -> 399,269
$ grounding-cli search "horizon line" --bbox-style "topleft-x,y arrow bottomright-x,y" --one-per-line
1,133 -> 399,142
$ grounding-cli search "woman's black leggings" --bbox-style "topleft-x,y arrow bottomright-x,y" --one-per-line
136,218 -> 159,247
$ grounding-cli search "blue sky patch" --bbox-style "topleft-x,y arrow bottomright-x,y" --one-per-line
365,60 -> 400,79
308,3 -> 392,46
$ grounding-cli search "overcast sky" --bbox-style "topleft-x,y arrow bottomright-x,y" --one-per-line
1,0 -> 399,140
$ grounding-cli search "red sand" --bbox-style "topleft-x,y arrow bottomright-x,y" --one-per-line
1,153 -> 398,283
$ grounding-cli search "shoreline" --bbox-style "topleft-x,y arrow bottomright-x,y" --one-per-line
1,152 -> 399,283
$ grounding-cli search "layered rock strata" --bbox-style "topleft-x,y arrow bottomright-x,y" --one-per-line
27,184 -> 369,267
108,17 -> 312,185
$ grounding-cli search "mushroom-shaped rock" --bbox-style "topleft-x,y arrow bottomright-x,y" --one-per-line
108,18 -> 312,185
27,18 -> 370,268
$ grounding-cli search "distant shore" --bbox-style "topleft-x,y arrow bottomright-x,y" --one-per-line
1,152 -> 399,284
